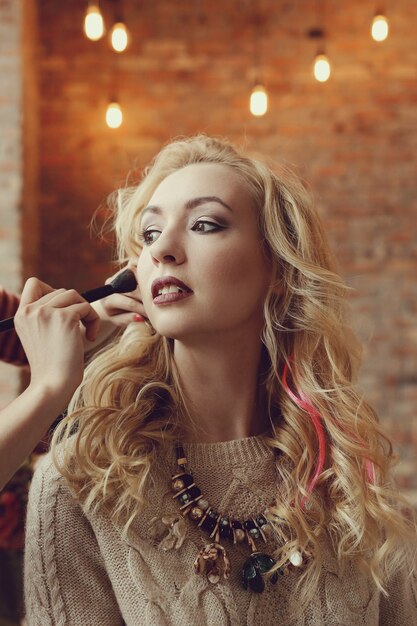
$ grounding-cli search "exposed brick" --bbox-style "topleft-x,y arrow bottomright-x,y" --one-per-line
0,0 -> 22,407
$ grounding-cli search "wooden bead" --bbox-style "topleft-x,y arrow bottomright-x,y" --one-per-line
234,529 -> 245,543
172,479 -> 185,492
190,507 -> 204,521
262,524 -> 272,537
197,498 -> 209,510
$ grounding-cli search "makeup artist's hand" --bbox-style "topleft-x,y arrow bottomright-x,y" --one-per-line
84,263 -> 146,354
0,279 -> 99,489
93,262 -> 146,328
14,278 -> 100,401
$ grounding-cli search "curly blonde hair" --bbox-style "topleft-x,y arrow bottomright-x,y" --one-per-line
52,135 -> 415,605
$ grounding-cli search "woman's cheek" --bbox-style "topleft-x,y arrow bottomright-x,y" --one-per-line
137,258 -> 151,305
213,250 -> 254,284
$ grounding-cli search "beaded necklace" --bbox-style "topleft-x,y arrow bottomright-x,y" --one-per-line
170,442 -> 305,593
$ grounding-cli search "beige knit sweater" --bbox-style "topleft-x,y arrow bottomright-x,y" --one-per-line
24,435 -> 416,625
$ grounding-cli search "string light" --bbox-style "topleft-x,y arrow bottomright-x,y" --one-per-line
110,22 -> 129,52
313,53 -> 331,82
250,84 -> 268,117
249,1 -> 268,117
83,1 -> 397,128
308,24 -> 331,83
106,102 -> 123,128
84,3 -> 105,41
371,13 -> 389,41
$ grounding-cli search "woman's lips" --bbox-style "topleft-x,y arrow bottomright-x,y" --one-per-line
153,290 -> 193,305
151,276 -> 193,305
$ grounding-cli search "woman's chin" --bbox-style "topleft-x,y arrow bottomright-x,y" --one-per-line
150,322 -> 193,341
154,323 -> 212,344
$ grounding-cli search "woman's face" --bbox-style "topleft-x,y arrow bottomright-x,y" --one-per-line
137,162 -> 272,342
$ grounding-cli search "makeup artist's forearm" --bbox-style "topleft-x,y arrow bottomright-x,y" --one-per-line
0,384 -> 69,490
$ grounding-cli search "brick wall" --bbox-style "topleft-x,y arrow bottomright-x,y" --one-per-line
2,0 -> 417,500
0,0 -> 23,406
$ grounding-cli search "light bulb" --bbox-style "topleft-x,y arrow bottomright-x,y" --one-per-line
371,14 -> 389,41
250,84 -> 268,117
106,102 -> 123,128
313,53 -> 331,82
111,22 -> 129,52
84,4 -> 105,41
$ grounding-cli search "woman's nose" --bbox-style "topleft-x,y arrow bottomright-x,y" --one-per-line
150,230 -> 185,265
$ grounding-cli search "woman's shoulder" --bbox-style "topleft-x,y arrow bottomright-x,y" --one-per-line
26,449 -> 105,574
379,554 -> 417,623
317,531 -> 417,623
31,450 -> 63,486
28,449 -> 79,518
24,453 -> 124,624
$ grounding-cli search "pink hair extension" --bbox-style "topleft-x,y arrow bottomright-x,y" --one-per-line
282,361 -> 326,497
365,458 -> 376,484
281,361 -> 376,496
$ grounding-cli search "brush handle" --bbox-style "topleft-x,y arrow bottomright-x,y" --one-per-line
0,269 -> 137,334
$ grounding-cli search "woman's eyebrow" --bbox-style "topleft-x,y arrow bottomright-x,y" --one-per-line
141,196 -> 233,221
185,196 -> 233,212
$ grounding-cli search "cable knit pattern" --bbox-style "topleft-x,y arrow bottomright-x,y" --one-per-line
24,435 -> 417,625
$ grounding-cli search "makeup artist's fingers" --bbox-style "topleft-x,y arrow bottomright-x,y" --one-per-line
14,287 -> 100,394
45,290 -> 101,342
15,288 -> 99,342
19,277 -> 62,306
94,261 -> 145,328
93,294 -> 146,327
15,285 -> 68,330
102,290 -> 143,312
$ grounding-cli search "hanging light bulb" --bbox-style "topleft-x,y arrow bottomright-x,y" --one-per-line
111,22 -> 129,52
313,53 -> 331,82
250,84 -> 268,117
371,14 -> 389,41
106,102 -> 123,128
84,3 -> 105,41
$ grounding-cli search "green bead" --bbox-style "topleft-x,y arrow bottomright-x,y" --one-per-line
241,552 -> 281,593
178,492 -> 192,506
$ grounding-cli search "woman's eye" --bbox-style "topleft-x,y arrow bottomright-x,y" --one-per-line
191,220 -> 223,233
140,229 -> 161,245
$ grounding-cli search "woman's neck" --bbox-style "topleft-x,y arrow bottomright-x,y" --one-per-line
173,334 -> 271,443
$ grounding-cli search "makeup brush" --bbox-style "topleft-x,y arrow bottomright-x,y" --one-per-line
0,268 -> 138,334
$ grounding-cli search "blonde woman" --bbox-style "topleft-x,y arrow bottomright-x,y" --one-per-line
25,136 -> 416,625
